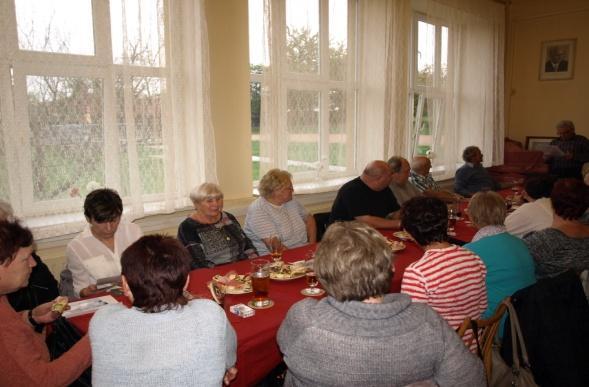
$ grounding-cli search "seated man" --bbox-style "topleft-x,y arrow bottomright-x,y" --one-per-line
387,156 -> 421,205
505,176 -> 555,238
277,221 -> 485,386
454,146 -> 498,197
66,189 -> 143,297
410,156 -> 460,202
547,120 -> 589,179
329,160 -> 400,229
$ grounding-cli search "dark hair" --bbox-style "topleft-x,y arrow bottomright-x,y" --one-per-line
314,221 -> 393,302
401,197 -> 448,246
84,188 -> 123,222
0,220 -> 34,265
387,156 -> 403,173
121,235 -> 192,313
462,146 -> 480,163
524,176 -> 555,200
550,178 -> 589,220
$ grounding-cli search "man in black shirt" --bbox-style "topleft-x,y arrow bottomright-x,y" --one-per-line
548,120 -> 589,179
329,160 -> 401,229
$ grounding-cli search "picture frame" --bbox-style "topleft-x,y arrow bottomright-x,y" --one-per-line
525,136 -> 557,151
539,39 -> 576,80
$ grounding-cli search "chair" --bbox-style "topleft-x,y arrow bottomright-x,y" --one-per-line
313,212 -> 331,242
457,300 -> 508,381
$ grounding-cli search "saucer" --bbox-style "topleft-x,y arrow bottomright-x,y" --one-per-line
301,288 -> 325,297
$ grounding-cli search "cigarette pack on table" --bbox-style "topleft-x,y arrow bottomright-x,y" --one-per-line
230,303 -> 255,318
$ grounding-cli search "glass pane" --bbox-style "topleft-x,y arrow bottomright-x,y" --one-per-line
417,21 -> 435,87
441,26 -> 448,86
27,76 -> 104,201
286,0 -> 319,74
110,0 -> 166,67
329,0 -> 347,81
15,0 -> 95,55
329,89 -> 346,170
250,81 -> 261,180
287,89 -> 319,173
248,0 -> 267,73
412,94 -> 437,156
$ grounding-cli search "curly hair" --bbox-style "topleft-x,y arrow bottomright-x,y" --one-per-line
551,178 -> 589,220
121,235 -> 192,313
84,188 -> 123,223
258,169 -> 292,198
0,220 -> 33,265
468,191 -> 506,228
462,146 -> 481,163
401,197 -> 448,246
314,221 -> 393,302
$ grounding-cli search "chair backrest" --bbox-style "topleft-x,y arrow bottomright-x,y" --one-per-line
458,300 -> 508,380
313,212 -> 331,241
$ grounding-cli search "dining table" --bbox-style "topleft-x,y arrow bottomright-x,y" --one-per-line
68,215 -> 480,386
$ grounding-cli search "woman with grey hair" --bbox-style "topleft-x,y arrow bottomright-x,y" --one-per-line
178,183 -> 257,268
277,221 -> 484,386
244,169 -> 316,255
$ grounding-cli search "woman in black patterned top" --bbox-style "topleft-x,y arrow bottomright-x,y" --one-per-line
178,183 -> 258,269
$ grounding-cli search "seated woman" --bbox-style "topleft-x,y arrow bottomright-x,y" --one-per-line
90,235 -> 237,386
66,188 -> 143,297
400,197 -> 487,346
524,178 -> 589,279
277,221 -> 484,386
244,169 -> 316,255
178,183 -> 257,269
464,191 -> 536,319
454,146 -> 498,197
0,220 -> 91,386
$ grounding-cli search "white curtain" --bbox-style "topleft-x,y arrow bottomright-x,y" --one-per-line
413,0 -> 505,179
0,0 -> 216,239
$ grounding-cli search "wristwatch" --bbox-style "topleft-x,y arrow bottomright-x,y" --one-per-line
27,309 -> 45,333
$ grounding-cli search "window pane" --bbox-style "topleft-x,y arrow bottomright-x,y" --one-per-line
287,89 -> 319,173
286,0 -> 319,74
15,0 -> 95,55
329,0 -> 347,81
441,26 -> 448,86
329,89 -> 346,170
27,76 -> 104,201
110,0 -> 165,67
417,21 -> 435,87
248,0 -> 267,72
250,81 -> 261,180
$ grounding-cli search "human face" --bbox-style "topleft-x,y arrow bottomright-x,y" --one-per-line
391,160 -> 411,184
271,181 -> 294,205
0,246 -> 36,293
89,216 -> 121,241
557,126 -> 575,141
471,149 -> 483,165
196,196 -> 224,221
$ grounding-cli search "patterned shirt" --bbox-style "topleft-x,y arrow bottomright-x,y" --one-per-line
549,134 -> 589,176
409,170 -> 439,192
401,245 -> 487,348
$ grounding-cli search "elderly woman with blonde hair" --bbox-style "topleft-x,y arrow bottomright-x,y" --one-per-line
277,221 -> 484,386
178,183 -> 257,269
244,169 -> 316,256
464,191 -> 535,319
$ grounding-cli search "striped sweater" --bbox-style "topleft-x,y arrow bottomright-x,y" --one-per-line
401,244 -> 487,347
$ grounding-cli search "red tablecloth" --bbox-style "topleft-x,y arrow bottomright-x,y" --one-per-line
68,222 -> 478,386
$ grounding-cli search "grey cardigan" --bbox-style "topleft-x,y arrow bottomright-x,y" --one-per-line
277,293 -> 485,387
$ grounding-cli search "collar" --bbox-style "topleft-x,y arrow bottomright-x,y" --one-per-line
472,225 -> 506,242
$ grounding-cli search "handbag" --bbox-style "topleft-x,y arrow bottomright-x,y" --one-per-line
474,300 -> 537,387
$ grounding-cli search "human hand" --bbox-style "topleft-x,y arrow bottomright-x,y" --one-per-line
31,297 -> 68,324
80,284 -> 98,298
224,367 -> 238,385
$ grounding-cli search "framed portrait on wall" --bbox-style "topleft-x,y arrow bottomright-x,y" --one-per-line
539,39 -> 576,80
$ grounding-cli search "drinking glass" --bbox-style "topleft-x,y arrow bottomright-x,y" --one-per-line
448,208 -> 457,232
304,271 -> 320,294
250,258 -> 271,308
269,236 -> 284,263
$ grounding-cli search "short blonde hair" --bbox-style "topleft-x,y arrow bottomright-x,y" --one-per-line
189,183 -> 223,204
314,221 -> 393,302
258,169 -> 292,198
468,191 -> 506,228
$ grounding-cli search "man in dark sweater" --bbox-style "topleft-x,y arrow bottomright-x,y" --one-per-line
454,146 -> 498,197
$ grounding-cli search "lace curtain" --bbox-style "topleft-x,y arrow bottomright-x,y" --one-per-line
410,0 -> 505,179
0,0 -> 216,239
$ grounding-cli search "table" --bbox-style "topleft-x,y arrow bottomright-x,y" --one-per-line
68,225 -> 477,386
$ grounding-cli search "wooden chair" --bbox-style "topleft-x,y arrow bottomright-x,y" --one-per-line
457,300 -> 508,381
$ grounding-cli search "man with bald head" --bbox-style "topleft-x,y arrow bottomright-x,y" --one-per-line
387,156 -> 421,205
329,160 -> 401,228
410,156 -> 460,202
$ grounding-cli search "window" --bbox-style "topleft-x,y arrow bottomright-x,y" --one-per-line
409,16 -> 449,163
249,0 -> 356,187
0,0 -> 213,237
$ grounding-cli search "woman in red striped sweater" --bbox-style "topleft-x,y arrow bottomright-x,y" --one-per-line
400,197 -> 487,348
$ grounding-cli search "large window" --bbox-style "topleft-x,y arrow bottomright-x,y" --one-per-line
249,0 -> 357,186
0,0 -> 213,237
